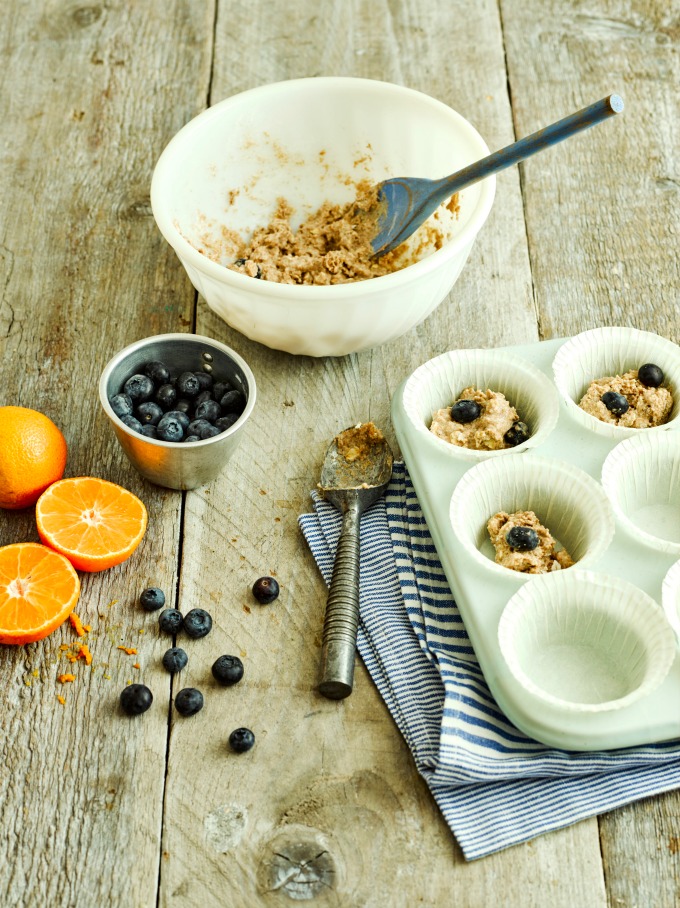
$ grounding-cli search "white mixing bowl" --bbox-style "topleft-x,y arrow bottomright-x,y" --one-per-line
151,77 -> 495,357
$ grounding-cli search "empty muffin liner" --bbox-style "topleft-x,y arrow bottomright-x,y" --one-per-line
449,452 -> 615,580
662,560 -> 680,642
552,326 -> 680,440
498,570 -> 677,712
401,347 -> 560,463
601,432 -> 680,555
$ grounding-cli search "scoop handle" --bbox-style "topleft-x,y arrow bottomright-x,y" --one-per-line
438,93 -> 625,198
318,501 -> 361,699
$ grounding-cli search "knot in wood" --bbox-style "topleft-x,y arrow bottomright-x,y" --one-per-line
117,193 -> 153,220
72,5 -> 103,27
265,840 -> 335,900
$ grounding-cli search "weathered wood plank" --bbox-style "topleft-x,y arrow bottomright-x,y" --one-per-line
158,1 -> 606,906
2,0 -> 675,904
501,0 -> 680,904
0,2 -> 214,906
500,0 -> 679,342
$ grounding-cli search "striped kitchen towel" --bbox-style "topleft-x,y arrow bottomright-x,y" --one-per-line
299,461 -> 680,860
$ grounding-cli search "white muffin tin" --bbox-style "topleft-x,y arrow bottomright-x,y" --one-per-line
391,331 -> 680,751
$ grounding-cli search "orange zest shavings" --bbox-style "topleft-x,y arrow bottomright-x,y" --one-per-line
69,612 -> 91,637
57,673 -> 75,683
77,643 -> 92,665
117,646 -> 137,656
56,695 -> 66,705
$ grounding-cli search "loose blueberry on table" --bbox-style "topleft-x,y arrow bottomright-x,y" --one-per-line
252,576 -> 280,605
229,727 -> 255,753
450,399 -> 481,424
162,647 -> 188,674
183,608 -> 213,639
506,526 -> 540,552
212,654 -> 244,686
120,683 -> 153,716
175,687 -> 204,716
109,359 -> 246,443
140,586 -> 166,612
159,608 -> 184,634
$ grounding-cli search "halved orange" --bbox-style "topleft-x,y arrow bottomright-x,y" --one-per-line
36,477 -> 148,572
0,543 -> 80,644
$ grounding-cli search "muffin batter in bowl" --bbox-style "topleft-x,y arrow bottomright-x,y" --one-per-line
225,183 -> 460,285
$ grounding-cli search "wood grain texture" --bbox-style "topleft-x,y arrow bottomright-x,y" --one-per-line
499,0 -> 680,343
0,2 -> 212,906
0,0 -> 677,905
159,1 -> 602,907
500,2 -> 680,905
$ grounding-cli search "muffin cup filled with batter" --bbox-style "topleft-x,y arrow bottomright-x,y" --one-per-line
498,570 -> 676,713
401,348 -> 560,463
602,432 -> 680,555
449,452 -> 615,581
552,326 -> 680,439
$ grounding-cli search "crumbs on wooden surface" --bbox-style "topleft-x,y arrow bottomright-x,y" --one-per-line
69,613 -> 91,637
59,640 -> 94,669
117,646 -> 138,656
77,643 -> 92,665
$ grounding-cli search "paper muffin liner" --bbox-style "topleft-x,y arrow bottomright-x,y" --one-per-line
401,347 -> 560,463
449,453 -> 615,580
552,326 -> 680,440
498,570 -> 676,712
601,432 -> 680,555
662,560 -> 680,642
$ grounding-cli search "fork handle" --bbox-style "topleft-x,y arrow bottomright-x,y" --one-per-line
319,500 -> 361,699
438,93 -> 624,199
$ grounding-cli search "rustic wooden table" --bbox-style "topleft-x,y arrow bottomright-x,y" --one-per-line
1,1 -> 678,906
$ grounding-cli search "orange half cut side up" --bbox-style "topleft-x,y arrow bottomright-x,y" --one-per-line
36,477 -> 148,572
0,543 -> 80,645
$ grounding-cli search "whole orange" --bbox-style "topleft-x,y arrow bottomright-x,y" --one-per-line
0,406 -> 68,509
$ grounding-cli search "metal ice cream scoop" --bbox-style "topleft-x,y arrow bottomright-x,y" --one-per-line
317,423 -> 394,700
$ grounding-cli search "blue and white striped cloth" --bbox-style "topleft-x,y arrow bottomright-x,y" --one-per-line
299,461 -> 680,860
